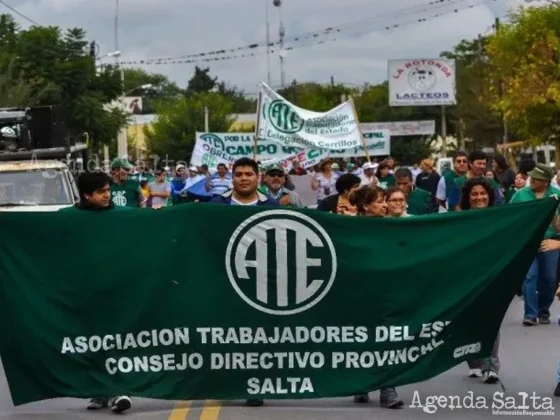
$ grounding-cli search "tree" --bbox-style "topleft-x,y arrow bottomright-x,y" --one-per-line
123,68 -> 183,114
216,81 -> 257,114
353,82 -> 439,163
0,60 -> 42,107
0,14 -> 127,151
441,38 -> 504,149
186,66 -> 217,94
486,5 -> 560,164
278,80 -> 354,111
145,92 -> 234,163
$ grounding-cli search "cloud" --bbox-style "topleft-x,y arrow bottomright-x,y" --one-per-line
8,0 -> 524,92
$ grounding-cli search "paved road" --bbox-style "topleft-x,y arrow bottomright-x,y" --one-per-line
1,298 -> 558,419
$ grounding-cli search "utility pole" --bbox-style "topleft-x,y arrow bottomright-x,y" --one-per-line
266,0 -> 271,85
331,76 -> 337,107
274,0 -> 286,88
204,107 -> 209,132
494,17 -> 508,145
115,0 -> 128,160
441,106 -> 447,157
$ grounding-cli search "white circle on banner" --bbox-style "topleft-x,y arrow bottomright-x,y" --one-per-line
225,210 -> 337,316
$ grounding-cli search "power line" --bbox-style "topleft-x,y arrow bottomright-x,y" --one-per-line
124,0 -> 466,64
123,0 -> 502,65
120,0 -> 503,67
0,0 -> 39,26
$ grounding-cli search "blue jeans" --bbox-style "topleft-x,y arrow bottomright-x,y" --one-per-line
523,250 -> 559,320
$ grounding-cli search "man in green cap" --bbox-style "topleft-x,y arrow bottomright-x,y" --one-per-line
510,163 -> 560,326
258,164 -> 305,208
110,158 -> 146,208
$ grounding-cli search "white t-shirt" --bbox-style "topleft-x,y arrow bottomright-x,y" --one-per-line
360,174 -> 375,187
315,173 -> 338,200
231,197 -> 258,206
436,176 -> 447,201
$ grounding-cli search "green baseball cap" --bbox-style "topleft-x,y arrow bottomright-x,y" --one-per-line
265,163 -> 284,175
111,158 -> 133,170
528,163 -> 554,181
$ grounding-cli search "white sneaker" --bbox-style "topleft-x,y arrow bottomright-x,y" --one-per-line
87,397 -> 108,410
482,370 -> 499,384
110,396 -> 131,413
468,368 -> 482,378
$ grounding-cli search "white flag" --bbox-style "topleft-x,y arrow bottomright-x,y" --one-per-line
257,82 -> 362,150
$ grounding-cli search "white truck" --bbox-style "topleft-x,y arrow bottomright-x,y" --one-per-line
0,107 -> 87,211
0,160 -> 80,212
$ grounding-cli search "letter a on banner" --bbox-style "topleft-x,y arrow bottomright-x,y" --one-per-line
257,82 -> 362,150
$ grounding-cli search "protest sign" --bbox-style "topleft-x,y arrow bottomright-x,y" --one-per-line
191,132 -> 390,170
257,83 -> 361,149
0,200 -> 555,405
329,130 -> 390,158
191,132 -> 301,169
361,121 -> 435,136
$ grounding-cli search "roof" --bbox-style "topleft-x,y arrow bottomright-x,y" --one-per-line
230,113 -> 257,123
0,160 -> 68,172
129,114 -> 158,125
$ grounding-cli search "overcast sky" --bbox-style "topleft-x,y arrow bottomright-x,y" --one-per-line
11,0 -> 526,93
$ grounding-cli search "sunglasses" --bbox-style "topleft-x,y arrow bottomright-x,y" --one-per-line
268,171 -> 285,178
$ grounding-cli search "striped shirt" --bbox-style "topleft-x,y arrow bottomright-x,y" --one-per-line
209,174 -> 232,196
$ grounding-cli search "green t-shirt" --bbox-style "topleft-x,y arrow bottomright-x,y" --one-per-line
510,185 -> 560,239
58,205 -> 132,213
454,176 -> 500,191
111,180 -> 144,208
377,175 -> 395,190
448,175 -> 503,210
407,187 -> 433,216
443,171 -> 460,198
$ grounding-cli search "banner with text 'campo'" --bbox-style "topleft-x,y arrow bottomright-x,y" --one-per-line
257,82 -> 361,149
191,131 -> 390,170
0,200 -> 555,405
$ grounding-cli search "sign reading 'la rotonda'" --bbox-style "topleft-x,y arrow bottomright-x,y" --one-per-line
388,58 -> 457,107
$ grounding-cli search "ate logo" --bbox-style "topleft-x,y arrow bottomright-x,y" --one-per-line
267,100 -> 304,134
112,191 -> 127,207
201,152 -> 217,168
225,210 -> 337,315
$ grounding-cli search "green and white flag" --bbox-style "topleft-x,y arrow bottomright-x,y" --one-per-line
0,200 -> 555,405
257,82 -> 362,150
191,132 -> 390,171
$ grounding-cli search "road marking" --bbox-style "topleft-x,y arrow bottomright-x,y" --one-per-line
168,400 -> 191,420
200,400 -> 221,420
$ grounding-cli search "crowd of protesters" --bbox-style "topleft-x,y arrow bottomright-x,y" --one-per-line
66,150 -> 560,414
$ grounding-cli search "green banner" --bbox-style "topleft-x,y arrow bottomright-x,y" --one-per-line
0,200 -> 556,406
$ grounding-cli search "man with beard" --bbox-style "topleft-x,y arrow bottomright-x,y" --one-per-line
259,164 -> 304,208
209,157 -> 278,407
